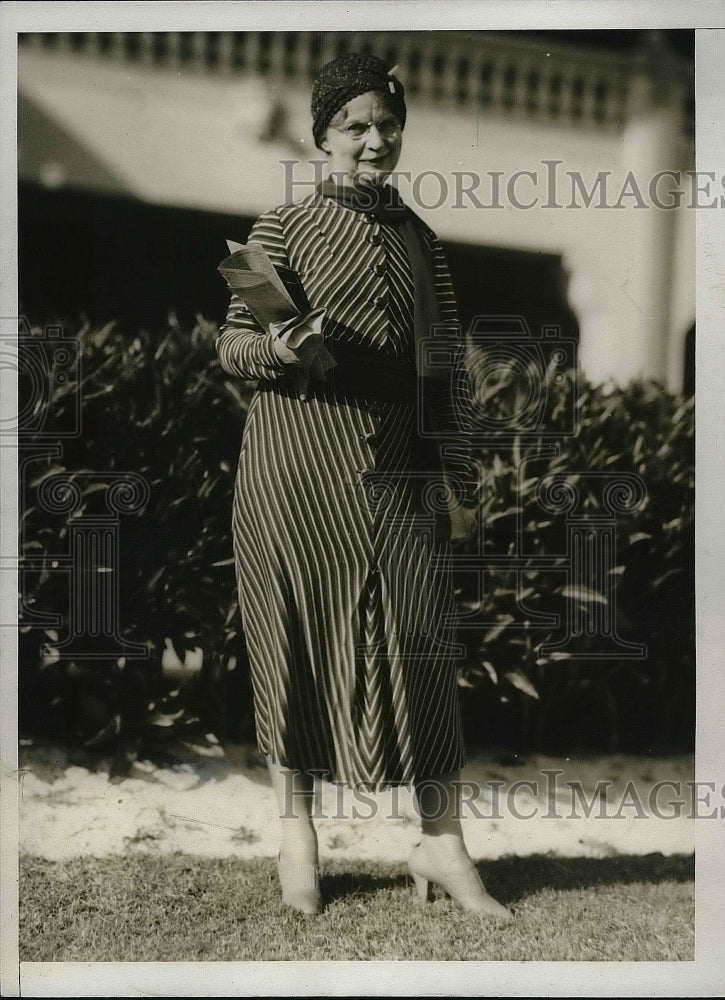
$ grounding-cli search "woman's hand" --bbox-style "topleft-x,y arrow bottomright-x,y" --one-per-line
449,505 -> 477,543
271,309 -> 328,369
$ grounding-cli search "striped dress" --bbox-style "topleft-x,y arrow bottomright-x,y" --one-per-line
216,190 -> 476,788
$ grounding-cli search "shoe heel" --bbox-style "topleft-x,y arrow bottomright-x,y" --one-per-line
411,871 -> 433,903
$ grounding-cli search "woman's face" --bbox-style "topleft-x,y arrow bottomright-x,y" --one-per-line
321,90 -> 403,184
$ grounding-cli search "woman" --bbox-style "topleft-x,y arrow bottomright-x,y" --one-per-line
216,53 -> 511,920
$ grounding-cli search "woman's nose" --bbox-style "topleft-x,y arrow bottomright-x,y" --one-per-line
365,125 -> 385,149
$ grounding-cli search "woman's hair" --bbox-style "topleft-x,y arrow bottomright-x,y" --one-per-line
311,52 -> 406,149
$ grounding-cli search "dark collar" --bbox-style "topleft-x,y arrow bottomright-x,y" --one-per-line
318,178 -> 408,222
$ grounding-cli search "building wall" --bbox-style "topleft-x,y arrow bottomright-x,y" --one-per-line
17,32 -> 695,392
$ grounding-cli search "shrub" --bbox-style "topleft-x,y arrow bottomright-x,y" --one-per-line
455,354 -> 694,752
18,318 -> 694,764
19,316 -> 255,773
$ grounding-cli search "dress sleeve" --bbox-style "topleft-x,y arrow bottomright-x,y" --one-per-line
215,208 -> 293,382
430,236 -> 479,509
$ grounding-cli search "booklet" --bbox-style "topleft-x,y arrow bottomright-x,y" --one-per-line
218,240 -> 335,381
217,240 -> 305,328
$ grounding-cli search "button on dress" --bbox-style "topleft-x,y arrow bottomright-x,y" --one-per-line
216,191 -> 476,787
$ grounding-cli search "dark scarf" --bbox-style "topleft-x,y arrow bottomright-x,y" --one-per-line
318,179 -> 447,386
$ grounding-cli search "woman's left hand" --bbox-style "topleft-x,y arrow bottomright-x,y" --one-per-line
449,505 -> 477,543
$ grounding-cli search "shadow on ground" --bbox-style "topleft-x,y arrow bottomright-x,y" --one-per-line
321,852 -> 694,907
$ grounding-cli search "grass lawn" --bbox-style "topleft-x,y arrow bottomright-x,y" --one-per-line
20,851 -> 693,962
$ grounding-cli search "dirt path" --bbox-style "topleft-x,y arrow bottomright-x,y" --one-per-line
18,744 -> 695,862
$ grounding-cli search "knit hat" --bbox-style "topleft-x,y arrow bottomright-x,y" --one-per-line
311,53 -> 406,149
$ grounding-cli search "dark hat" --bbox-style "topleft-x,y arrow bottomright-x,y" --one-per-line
311,53 -> 406,149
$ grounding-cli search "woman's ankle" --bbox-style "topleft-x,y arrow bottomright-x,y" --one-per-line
279,823 -> 319,864
418,831 -> 472,869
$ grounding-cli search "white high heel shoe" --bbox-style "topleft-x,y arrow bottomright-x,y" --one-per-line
408,842 -> 512,920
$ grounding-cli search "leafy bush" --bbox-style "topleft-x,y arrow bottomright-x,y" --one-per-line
455,354 -> 694,752
19,316 -> 256,774
18,318 -> 694,764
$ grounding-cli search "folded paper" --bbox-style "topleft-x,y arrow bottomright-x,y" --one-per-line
218,241 -> 335,382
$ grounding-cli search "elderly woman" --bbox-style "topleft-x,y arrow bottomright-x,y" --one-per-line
216,53 -> 510,920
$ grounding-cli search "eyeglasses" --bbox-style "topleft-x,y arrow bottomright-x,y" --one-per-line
330,118 -> 402,141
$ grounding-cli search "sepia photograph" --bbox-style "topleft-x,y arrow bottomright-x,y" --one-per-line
1,2 -> 723,996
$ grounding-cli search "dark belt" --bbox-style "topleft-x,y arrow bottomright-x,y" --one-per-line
326,342 -> 450,487
326,343 -> 418,401
272,342 -> 455,542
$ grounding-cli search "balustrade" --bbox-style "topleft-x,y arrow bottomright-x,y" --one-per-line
18,30 -> 692,134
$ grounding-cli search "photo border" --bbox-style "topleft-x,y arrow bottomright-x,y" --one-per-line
1,2 -> 723,996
